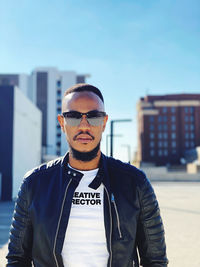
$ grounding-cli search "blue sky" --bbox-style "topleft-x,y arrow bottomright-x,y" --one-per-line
1,0 -> 200,161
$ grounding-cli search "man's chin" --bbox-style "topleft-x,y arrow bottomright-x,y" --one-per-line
69,143 -> 100,162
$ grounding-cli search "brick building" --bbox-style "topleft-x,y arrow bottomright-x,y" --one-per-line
137,94 -> 200,165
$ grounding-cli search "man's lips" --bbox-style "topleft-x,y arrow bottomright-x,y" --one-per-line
75,136 -> 93,143
76,138 -> 93,144
73,132 -> 95,143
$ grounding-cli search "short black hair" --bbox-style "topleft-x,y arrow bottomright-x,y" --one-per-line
63,83 -> 104,103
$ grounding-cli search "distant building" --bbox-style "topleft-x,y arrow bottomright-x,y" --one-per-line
0,73 -> 30,96
137,94 -> 200,166
0,85 -> 42,200
0,68 -> 90,160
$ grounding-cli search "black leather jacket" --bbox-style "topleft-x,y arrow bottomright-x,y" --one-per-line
6,153 -> 168,267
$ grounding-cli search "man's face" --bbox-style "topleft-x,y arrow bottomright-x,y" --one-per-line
58,91 -> 108,154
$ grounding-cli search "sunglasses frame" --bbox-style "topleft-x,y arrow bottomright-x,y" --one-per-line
62,110 -> 107,126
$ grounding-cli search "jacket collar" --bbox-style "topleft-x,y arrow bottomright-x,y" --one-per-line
61,152 -> 111,192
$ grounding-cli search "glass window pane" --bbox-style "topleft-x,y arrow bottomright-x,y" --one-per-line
171,124 -> 176,130
171,133 -> 176,139
150,133 -> 154,139
171,107 -> 176,113
149,116 -> 154,122
150,124 -> 154,130
171,116 -> 176,122
150,150 -> 155,156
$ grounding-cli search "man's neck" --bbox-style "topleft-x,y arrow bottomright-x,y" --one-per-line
68,150 -> 101,171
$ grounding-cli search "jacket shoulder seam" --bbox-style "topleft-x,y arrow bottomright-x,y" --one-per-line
24,158 -> 63,180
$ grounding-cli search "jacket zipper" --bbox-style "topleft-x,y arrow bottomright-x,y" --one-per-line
53,179 -> 72,267
104,186 -> 112,267
111,194 -> 122,239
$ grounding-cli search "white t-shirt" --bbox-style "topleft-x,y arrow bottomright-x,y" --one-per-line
61,167 -> 109,267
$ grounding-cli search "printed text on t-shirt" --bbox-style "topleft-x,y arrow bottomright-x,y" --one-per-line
72,192 -> 102,205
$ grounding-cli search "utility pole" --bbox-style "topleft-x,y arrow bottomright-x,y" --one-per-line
106,134 -> 123,156
110,119 -> 132,157
122,144 -> 131,163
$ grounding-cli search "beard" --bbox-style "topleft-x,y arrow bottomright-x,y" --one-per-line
69,142 -> 100,162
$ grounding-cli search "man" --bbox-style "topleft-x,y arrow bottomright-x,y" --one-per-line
6,84 -> 168,267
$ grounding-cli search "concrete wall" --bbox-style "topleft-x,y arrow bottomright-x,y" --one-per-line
12,87 -> 42,198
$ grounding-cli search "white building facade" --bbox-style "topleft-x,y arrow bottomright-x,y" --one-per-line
0,85 -> 42,200
0,68 -> 89,161
30,67 -> 89,160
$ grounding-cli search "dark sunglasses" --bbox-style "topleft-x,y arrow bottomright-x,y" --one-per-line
62,110 -> 107,126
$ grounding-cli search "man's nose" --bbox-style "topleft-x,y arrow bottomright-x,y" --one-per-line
78,115 -> 90,129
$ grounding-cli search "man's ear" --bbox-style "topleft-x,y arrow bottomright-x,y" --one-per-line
102,115 -> 108,132
57,114 -> 65,133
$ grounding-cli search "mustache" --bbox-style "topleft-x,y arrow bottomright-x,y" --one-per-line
73,131 -> 95,141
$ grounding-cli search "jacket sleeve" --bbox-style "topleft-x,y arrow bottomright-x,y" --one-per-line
6,178 -> 33,267
136,175 -> 168,267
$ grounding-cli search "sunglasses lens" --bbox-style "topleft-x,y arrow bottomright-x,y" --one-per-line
65,118 -> 81,126
87,117 -> 104,126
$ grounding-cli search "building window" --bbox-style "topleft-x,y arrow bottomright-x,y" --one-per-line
158,124 -> 162,131
190,107 -> 194,113
190,124 -> 195,131
185,132 -> 189,139
150,150 -> 155,156
184,107 -> 188,113
150,141 -> 155,147
171,141 -> 176,147
56,141 -> 61,147
172,149 -> 176,154
150,133 -> 155,139
171,107 -> 176,113
163,124 -> 168,131
164,141 -> 168,147
158,133 -> 162,139
57,90 -> 61,96
162,107 -> 167,113
171,124 -> 176,131
185,124 -> 189,131
185,141 -> 189,148
190,133 -> 194,139
190,141 -> 195,147
185,116 -> 189,122
150,124 -> 154,130
57,80 -> 61,88
171,116 -> 176,122
149,116 -> 154,122
163,132 -> 168,139
190,116 -> 194,122
158,141 -> 163,148
164,149 -> 168,156
171,133 -> 176,139
158,150 -> 163,156
158,115 -> 167,122
163,115 -> 167,122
